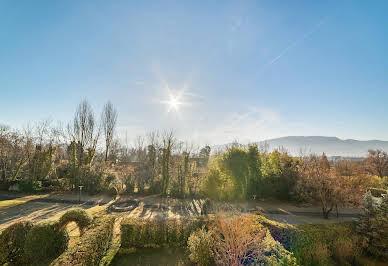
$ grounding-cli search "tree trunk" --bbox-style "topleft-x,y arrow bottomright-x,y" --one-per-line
322,205 -> 333,219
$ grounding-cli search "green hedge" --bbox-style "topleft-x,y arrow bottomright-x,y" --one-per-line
0,221 -> 33,265
121,217 -> 210,249
52,215 -> 115,266
58,208 -> 92,235
255,214 -> 298,250
24,222 -> 69,263
290,223 -> 362,266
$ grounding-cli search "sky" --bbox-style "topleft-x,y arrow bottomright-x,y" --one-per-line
1,0 -> 388,146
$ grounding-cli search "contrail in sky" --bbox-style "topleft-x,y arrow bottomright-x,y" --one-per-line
260,16 -> 329,71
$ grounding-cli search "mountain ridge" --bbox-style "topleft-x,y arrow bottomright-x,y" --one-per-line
214,136 -> 388,157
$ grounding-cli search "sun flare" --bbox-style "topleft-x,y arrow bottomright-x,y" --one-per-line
167,95 -> 182,111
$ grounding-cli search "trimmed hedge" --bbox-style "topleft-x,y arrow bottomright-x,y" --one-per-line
290,223 -> 362,265
58,208 -> 92,235
0,221 -> 33,265
121,217 -> 210,249
52,215 -> 115,266
24,222 -> 69,263
255,214 -> 298,250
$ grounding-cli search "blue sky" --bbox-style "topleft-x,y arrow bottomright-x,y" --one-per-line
1,0 -> 387,145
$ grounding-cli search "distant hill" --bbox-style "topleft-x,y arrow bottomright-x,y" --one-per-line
214,136 -> 388,157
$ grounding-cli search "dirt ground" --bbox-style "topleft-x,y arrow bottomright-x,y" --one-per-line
0,192 -> 361,232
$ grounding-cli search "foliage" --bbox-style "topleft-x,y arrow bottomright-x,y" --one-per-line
187,228 -> 214,266
201,147 -> 299,201
357,190 -> 388,261
120,217 -> 210,249
24,222 -> 69,263
290,222 -> 361,266
52,215 -> 115,266
18,179 -> 42,192
0,221 -> 33,265
296,154 -> 339,218
58,208 -> 92,235
257,230 -> 298,266
211,215 -> 267,265
255,214 -> 298,250
365,149 -> 388,178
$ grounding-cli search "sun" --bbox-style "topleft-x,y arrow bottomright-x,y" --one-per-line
167,95 -> 182,112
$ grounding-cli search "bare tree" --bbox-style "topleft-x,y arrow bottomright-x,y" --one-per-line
101,101 -> 118,161
68,100 -> 100,167
161,130 -> 176,196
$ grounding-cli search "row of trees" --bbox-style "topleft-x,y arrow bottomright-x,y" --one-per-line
0,100 -> 212,197
0,100 -> 118,192
201,146 -> 387,218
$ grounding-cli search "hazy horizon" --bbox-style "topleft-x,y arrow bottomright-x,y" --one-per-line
2,1 -> 388,145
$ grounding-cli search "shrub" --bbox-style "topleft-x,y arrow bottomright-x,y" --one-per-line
291,223 -> 360,265
255,214 -> 297,250
333,237 -> 361,265
187,228 -> 214,266
19,179 -> 42,192
58,208 -> 92,235
258,230 -> 298,266
211,215 -> 267,266
52,215 -> 115,266
0,221 -> 33,265
24,222 -> 69,263
120,217 -> 210,249
358,191 -> 388,260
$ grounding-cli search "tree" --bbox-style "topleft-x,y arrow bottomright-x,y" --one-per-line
220,147 -> 249,199
68,100 -> 100,168
365,149 -> 388,178
247,144 -> 262,199
199,145 -> 211,167
161,130 -> 175,196
296,154 -> 338,219
101,101 -> 117,161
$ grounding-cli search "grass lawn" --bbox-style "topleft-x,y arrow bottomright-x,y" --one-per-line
0,195 -> 47,210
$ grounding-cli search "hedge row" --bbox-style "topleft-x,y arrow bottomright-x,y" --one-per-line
0,221 -> 68,265
257,215 -> 363,266
51,215 -> 115,266
121,217 -> 211,248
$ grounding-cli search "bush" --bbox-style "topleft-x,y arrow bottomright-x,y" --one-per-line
19,179 -> 42,192
255,214 -> 297,250
52,215 -> 115,266
333,237 -> 361,265
0,221 -> 33,265
58,208 -> 92,235
358,191 -> 388,261
290,223 -> 361,265
120,217 -> 210,249
187,228 -> 214,266
211,215 -> 267,265
24,222 -> 69,263
258,230 -> 298,266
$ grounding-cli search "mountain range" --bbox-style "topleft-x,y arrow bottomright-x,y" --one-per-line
215,136 -> 388,158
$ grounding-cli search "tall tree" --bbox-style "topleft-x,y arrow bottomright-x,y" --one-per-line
365,149 -> 388,178
101,101 -> 118,161
297,154 -> 338,219
161,130 -> 175,196
68,100 -> 100,168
